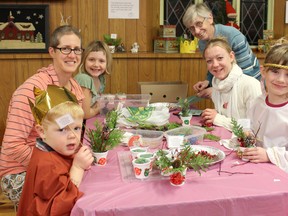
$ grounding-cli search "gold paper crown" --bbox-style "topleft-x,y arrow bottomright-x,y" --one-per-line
28,85 -> 78,125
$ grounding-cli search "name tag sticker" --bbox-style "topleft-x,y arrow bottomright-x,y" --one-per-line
55,114 -> 75,129
167,135 -> 184,149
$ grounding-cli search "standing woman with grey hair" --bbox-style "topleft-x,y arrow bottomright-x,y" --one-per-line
183,3 -> 260,98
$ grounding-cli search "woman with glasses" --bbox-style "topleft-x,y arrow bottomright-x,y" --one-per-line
183,3 -> 261,98
75,40 -> 112,119
0,25 -> 85,207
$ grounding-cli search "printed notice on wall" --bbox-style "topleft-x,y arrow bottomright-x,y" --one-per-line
286,1 -> 288,23
108,0 -> 139,19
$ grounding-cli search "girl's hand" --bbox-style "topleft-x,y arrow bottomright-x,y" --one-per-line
243,147 -> 270,163
201,108 -> 217,125
73,145 -> 94,170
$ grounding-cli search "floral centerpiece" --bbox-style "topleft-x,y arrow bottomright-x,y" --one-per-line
155,146 -> 214,186
86,110 -> 124,165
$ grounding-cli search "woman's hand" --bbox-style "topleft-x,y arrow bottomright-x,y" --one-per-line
193,80 -> 209,92
193,80 -> 212,98
243,147 -> 270,163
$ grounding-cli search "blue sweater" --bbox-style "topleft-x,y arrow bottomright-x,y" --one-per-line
198,24 -> 261,84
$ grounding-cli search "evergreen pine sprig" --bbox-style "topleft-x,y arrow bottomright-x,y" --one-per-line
178,98 -> 191,117
86,110 -> 124,152
231,118 -> 245,139
155,146 -> 213,175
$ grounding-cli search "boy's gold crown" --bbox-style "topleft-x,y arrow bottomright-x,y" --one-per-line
28,85 -> 78,125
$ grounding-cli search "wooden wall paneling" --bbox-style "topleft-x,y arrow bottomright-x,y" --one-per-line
155,59 -> 181,81
273,0 -> 286,38
110,59 -> 128,93
138,59 -> 156,82
15,60 -> 32,87
77,0 -> 97,45
109,19 -> 126,48
48,1 -> 65,32
189,58 -> 201,94
194,59 -> 214,110
149,0 -> 160,52
95,0 -> 109,42
137,0 -> 148,51
179,58 -> 195,94
0,60 -> 16,141
125,19 -> 137,52
135,0 -> 160,52
126,59 -> 139,93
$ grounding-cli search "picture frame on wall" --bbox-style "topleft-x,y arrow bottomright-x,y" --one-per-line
0,4 -> 49,53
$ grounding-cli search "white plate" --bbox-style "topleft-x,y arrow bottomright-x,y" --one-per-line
220,138 -> 238,151
190,145 -> 226,165
149,102 -> 179,111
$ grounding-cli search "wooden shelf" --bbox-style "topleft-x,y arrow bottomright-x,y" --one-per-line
0,50 -> 265,60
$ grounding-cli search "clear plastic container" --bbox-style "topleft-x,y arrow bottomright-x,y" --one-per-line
98,94 -> 151,115
165,126 -> 206,147
124,129 -> 164,149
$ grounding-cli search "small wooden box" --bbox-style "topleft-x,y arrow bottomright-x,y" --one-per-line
159,25 -> 176,38
154,37 -> 178,53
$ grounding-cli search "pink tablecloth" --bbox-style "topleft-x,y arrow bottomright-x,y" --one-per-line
71,115 -> 288,216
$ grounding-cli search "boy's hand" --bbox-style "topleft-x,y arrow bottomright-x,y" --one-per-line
73,145 -> 93,170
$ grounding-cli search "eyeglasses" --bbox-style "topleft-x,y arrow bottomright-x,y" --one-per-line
54,47 -> 84,55
188,17 -> 207,33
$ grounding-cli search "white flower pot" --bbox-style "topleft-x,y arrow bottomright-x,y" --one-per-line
180,115 -> 192,126
92,151 -> 109,166
108,45 -> 115,53
132,158 -> 151,179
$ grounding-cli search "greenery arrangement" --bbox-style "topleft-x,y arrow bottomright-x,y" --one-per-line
103,34 -> 122,46
86,110 -> 124,152
231,118 -> 256,148
203,134 -> 221,142
136,122 -> 181,131
177,96 -> 203,117
178,98 -> 191,117
155,146 -> 213,175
